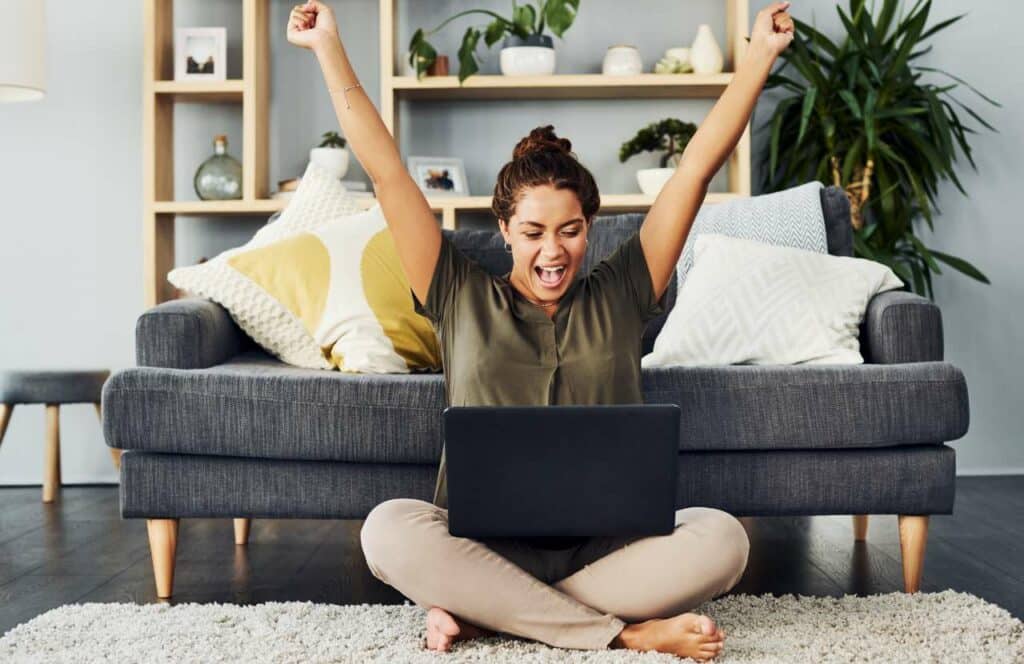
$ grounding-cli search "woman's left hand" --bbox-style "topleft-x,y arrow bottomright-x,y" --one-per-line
750,1 -> 795,59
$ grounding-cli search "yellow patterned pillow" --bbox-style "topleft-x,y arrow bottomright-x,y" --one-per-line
168,162 -> 440,372
225,205 -> 441,372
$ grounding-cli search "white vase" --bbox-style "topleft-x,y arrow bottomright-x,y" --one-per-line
602,45 -> 642,76
690,24 -> 723,74
500,34 -> 556,76
636,168 -> 676,196
309,147 -> 349,179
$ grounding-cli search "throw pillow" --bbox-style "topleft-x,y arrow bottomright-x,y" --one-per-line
168,162 -> 441,372
677,181 -> 829,287
641,233 -> 904,367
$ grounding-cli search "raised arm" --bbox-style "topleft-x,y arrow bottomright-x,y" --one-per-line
288,1 -> 440,304
638,1 -> 794,299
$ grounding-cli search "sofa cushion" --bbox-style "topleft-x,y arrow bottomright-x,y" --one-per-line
103,352 -> 969,463
644,361 -> 969,451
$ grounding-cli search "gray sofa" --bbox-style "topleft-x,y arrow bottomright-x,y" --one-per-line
102,185 -> 969,599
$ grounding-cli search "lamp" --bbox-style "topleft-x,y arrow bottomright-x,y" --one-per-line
0,1 -> 46,102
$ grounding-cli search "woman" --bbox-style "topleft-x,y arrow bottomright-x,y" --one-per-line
288,2 -> 794,659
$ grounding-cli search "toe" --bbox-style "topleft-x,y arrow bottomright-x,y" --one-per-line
698,614 -> 717,636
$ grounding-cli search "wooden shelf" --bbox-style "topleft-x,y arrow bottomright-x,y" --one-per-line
152,79 -> 244,102
152,192 -> 738,218
390,73 -> 734,101
152,199 -> 283,215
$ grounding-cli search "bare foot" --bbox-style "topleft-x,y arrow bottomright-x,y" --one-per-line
611,612 -> 726,661
424,606 -> 495,652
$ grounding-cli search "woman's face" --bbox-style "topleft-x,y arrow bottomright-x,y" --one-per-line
500,184 -> 589,304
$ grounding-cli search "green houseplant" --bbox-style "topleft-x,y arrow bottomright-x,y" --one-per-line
619,118 -> 697,195
760,0 -> 998,297
408,0 -> 580,83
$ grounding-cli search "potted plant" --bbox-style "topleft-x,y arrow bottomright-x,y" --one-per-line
309,131 -> 349,178
407,0 -> 580,83
760,0 -> 998,297
619,118 -> 697,195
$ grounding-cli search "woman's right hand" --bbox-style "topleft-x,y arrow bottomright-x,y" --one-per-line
287,0 -> 338,50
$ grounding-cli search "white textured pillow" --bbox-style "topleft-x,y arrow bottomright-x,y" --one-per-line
641,233 -> 904,367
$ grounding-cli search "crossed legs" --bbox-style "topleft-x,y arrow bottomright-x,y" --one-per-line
359,498 -> 749,656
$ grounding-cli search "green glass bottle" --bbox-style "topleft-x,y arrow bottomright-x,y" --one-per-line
194,134 -> 242,200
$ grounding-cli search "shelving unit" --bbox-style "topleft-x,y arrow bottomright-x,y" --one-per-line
378,0 -> 752,226
142,0 -> 751,306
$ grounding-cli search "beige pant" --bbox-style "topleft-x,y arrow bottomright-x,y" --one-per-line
360,498 -> 749,651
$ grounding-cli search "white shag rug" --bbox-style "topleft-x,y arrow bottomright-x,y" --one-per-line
2,591 -> 1022,663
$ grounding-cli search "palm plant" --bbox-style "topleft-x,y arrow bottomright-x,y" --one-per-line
760,0 -> 998,297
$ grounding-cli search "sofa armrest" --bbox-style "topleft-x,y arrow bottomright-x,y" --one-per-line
136,298 -> 245,369
860,291 -> 944,363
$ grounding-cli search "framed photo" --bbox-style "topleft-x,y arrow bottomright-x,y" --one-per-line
175,27 -> 227,81
407,156 -> 469,196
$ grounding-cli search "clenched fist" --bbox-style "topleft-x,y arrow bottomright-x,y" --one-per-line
287,0 -> 338,50
750,1 -> 795,58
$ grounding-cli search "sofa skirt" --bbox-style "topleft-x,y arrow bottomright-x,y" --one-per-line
119,445 -> 955,519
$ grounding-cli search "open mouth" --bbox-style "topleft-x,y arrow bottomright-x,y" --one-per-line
534,264 -> 567,289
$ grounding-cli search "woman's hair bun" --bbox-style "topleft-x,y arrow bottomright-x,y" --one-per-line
512,125 -> 573,160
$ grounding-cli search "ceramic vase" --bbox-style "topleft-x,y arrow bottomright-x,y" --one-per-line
690,24 -> 723,74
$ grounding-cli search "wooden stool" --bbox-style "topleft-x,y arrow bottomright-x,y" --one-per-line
0,370 -> 118,502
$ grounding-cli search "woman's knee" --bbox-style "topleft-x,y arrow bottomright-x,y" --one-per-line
360,498 -> 439,581
699,508 -> 750,591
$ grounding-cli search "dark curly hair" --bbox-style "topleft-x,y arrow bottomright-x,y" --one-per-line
491,125 -> 600,226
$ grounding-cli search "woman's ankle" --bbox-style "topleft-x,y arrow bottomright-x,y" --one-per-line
609,622 -> 645,650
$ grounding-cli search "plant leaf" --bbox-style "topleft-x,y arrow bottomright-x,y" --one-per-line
797,86 -> 818,146
839,90 -> 862,119
930,249 -> 991,283
456,27 -> 481,84
543,0 -> 578,38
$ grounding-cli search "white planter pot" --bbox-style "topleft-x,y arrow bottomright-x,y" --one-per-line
500,34 -> 556,76
309,147 -> 349,179
690,24 -> 723,75
636,168 -> 676,196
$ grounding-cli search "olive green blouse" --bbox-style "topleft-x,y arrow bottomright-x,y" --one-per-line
412,229 -> 666,549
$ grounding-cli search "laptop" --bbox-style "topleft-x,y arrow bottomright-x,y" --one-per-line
443,404 -> 680,539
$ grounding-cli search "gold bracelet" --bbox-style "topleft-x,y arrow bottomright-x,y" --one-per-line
329,82 -> 362,109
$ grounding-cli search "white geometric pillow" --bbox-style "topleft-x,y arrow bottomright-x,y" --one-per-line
677,181 -> 829,287
641,233 -> 904,367
167,161 -> 441,373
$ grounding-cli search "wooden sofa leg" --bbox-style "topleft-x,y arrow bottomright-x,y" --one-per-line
147,519 -> 179,599
0,404 -> 13,449
234,518 -> 251,545
853,514 -> 869,541
43,405 -> 61,503
898,515 -> 929,593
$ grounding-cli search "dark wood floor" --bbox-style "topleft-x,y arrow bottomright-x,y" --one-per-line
2,477 -> 1023,636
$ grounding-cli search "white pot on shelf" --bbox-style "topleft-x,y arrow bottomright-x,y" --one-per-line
309,146 -> 349,179
690,24 -> 723,74
636,168 -> 676,196
500,34 -> 556,76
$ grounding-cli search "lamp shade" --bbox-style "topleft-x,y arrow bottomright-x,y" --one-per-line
0,1 -> 46,102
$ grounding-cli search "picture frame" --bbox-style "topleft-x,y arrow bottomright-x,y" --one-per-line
407,156 -> 469,196
174,27 -> 227,81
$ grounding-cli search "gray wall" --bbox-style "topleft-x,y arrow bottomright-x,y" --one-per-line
0,1 -> 1019,485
